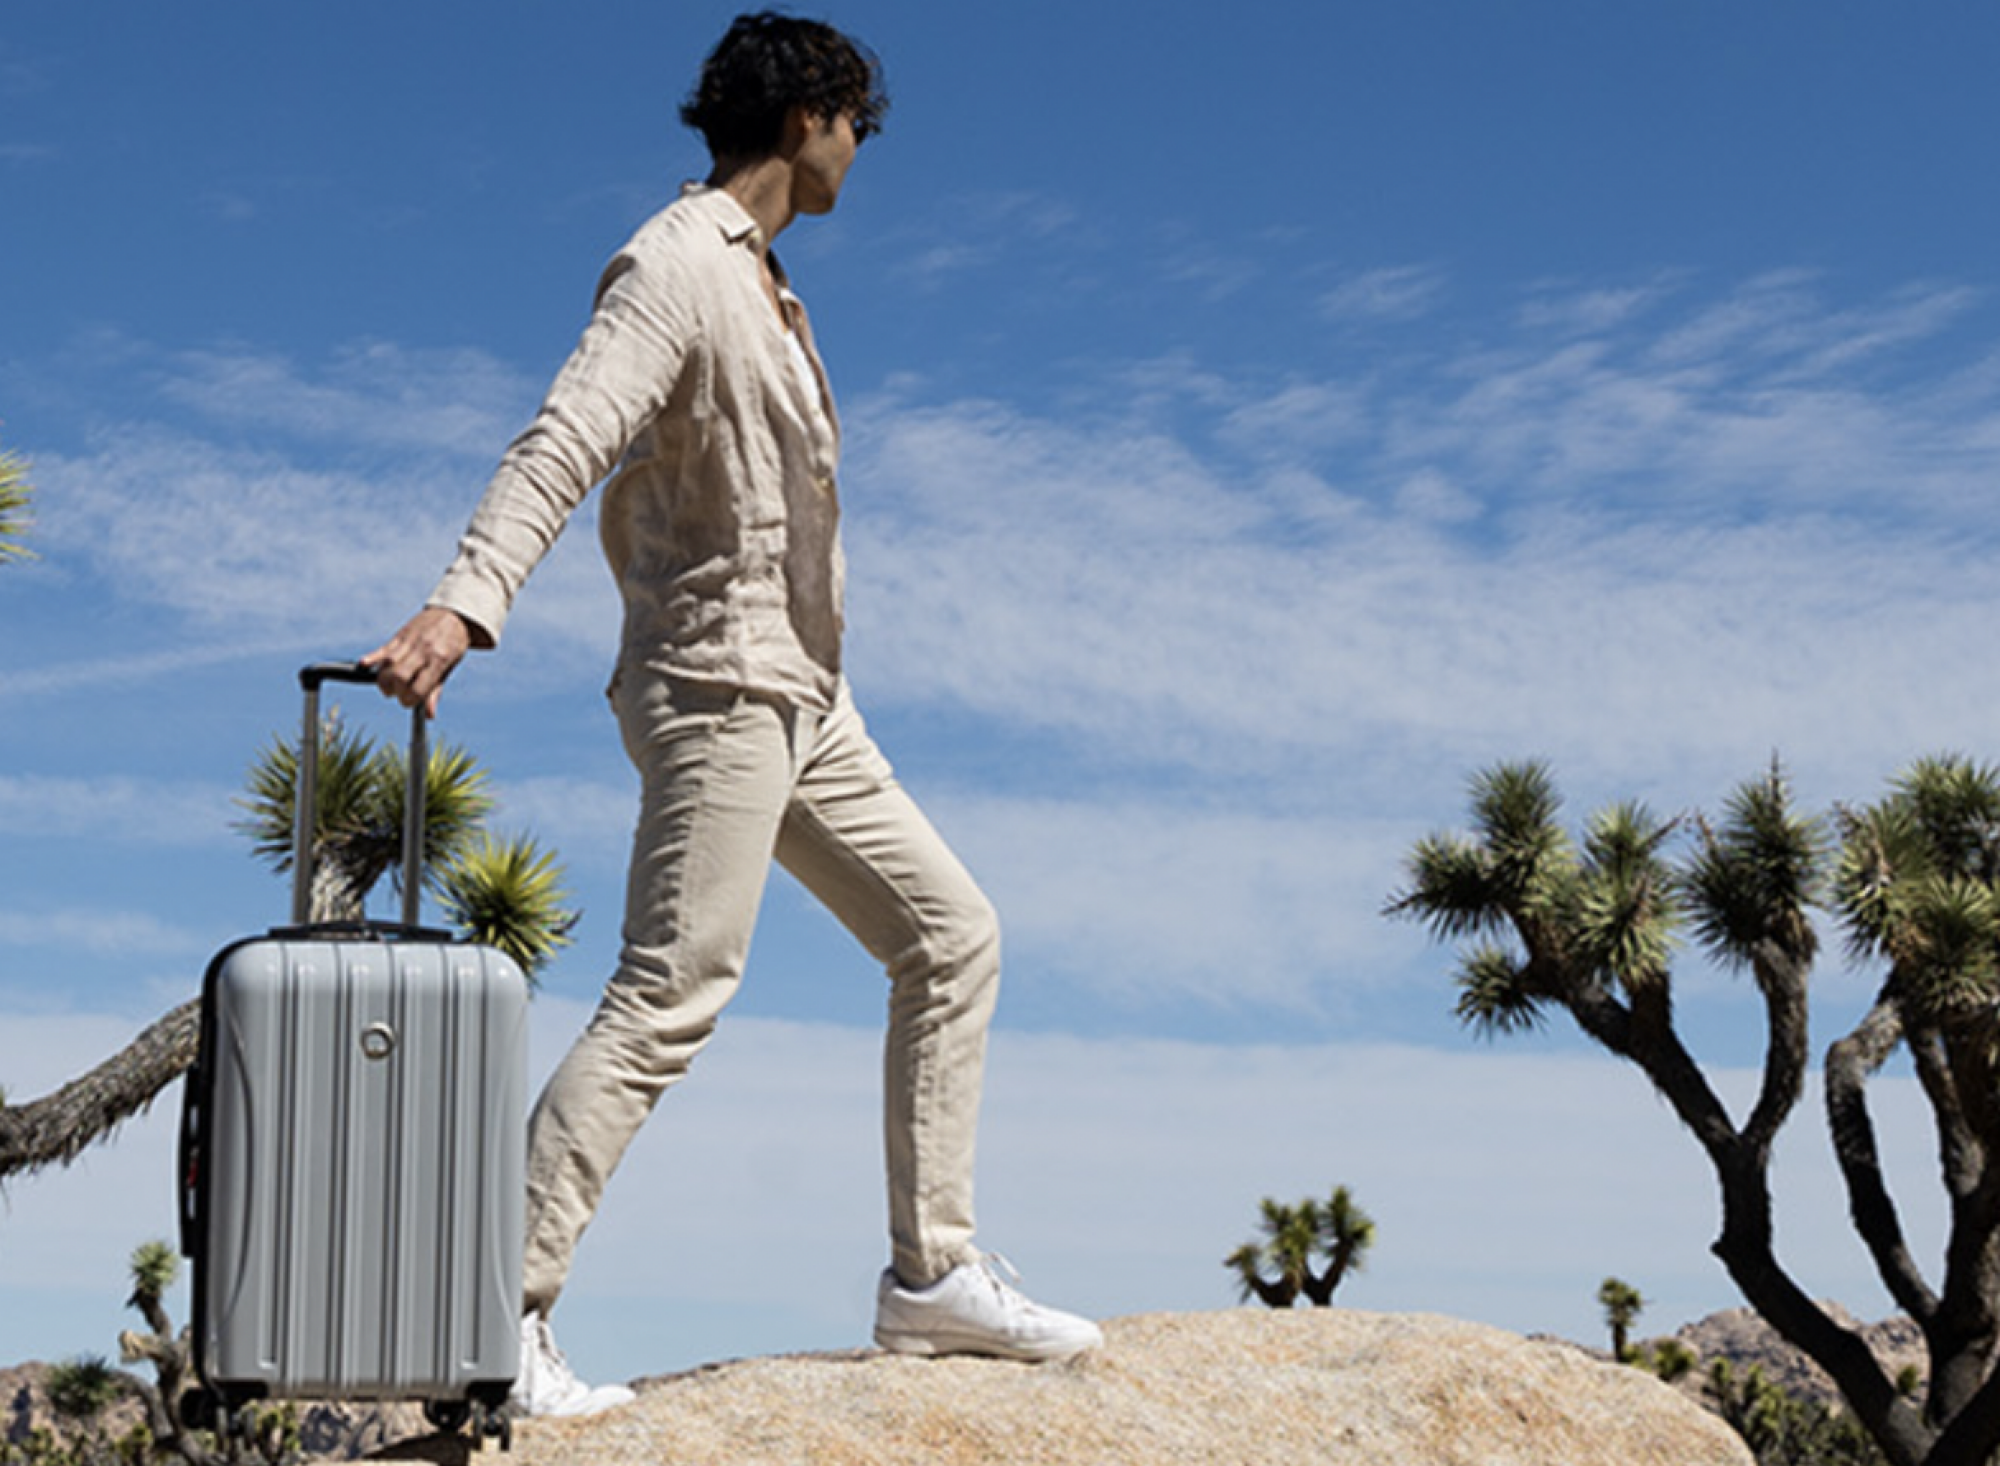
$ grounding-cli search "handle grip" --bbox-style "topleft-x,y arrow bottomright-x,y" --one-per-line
292,660 -> 427,929
299,660 -> 384,692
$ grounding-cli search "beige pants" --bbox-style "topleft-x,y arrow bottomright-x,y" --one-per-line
521,672 -> 999,1313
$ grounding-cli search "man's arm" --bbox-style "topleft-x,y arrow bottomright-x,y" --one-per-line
363,605 -> 479,717
365,212 -> 701,714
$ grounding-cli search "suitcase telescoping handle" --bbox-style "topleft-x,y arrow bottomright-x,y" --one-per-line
294,662 -> 426,930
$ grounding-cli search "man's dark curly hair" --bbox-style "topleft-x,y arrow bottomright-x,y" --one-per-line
680,11 -> 889,159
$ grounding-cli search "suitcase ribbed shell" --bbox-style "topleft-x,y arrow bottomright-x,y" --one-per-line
189,935 -> 526,1403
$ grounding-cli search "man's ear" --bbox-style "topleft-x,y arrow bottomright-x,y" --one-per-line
777,103 -> 814,158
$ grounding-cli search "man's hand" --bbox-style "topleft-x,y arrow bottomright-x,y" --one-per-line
363,607 -> 475,718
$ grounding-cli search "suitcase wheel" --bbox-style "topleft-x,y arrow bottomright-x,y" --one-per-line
422,1398 -> 514,1451
179,1386 -> 217,1434
422,1399 -> 472,1435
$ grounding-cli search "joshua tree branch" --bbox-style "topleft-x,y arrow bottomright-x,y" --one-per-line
1908,1026 -> 1981,1205
1743,939 -> 1811,1158
1575,980 -> 1740,1161
0,996 -> 201,1181
1825,996 -> 1939,1325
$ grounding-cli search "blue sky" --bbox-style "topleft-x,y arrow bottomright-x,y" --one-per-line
6,0 -> 2000,1386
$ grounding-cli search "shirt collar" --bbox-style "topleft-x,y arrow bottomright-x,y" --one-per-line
680,181 -> 765,251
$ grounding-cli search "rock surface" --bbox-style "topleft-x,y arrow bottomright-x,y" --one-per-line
374,1309 -> 1753,1466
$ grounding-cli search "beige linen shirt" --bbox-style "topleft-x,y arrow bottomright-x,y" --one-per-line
428,185 -> 845,711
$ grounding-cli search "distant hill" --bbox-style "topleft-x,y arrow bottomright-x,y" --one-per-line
1656,1300 -> 1925,1411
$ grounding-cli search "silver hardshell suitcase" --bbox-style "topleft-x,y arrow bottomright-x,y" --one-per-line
179,662 -> 527,1448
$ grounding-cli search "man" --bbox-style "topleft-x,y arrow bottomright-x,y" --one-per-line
365,11 -> 1102,1420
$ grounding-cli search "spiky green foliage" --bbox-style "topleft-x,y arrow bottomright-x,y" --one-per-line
126,1240 -> 177,1314
233,708 -> 578,989
236,717 -> 492,874
1452,944 -> 1546,1033
1684,764 -> 1825,975
435,832 -> 578,983
394,741 -> 493,896
1225,1184 -> 1375,1308
1597,1276 -> 1646,1360
1577,800 -> 1681,992
0,446 -> 33,565
44,1356 -> 120,1424
1636,1337 -> 1698,1382
1391,762 -> 1692,1036
233,711 -> 496,922
1707,1358 -> 1890,1466
236,715 -> 386,873
1227,1197 -> 1318,1306
1833,756 -> 2000,1029
1469,759 -> 1575,912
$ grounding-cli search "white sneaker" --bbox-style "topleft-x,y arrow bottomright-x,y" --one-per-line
874,1254 -> 1104,1362
510,1311 -> 637,1419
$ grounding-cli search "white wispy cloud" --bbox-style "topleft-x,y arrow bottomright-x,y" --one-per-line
1320,264 -> 1448,323
0,774 -> 237,845
1,641 -> 310,698
156,341 -> 535,458
0,907 -> 206,957
45,432 -> 453,639
1516,277 -> 1679,336
19,338 -> 615,682
886,190 -> 1093,292
844,271 -> 2000,810
928,794 -> 1416,1012
52,275 -> 1997,786
847,406 -> 2000,811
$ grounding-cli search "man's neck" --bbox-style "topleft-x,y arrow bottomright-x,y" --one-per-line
710,155 -> 795,250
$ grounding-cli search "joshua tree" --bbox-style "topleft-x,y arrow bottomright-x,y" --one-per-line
0,442 -> 32,564
112,1239 -> 298,1465
1389,756 -> 2000,1466
0,712 -> 575,1183
119,1240 -> 201,1463
1225,1184 -> 1375,1308
1597,1276 -> 1646,1361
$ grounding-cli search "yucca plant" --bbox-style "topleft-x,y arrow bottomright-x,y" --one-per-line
45,1355 -> 121,1426
436,831 -> 578,984
0,445 -> 34,564
234,712 -> 495,923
